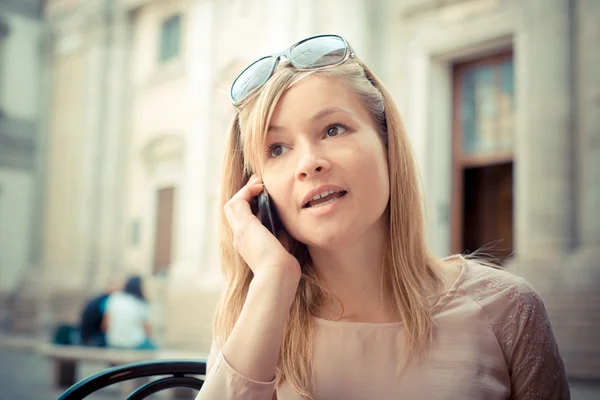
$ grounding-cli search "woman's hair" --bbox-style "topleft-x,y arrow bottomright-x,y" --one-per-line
213,57 -> 443,399
123,275 -> 145,302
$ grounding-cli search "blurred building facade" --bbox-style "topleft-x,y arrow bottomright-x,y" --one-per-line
0,0 -> 44,331
4,0 -> 599,380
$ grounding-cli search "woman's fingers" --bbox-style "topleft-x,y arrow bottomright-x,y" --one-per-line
224,178 -> 264,233
223,176 -> 300,278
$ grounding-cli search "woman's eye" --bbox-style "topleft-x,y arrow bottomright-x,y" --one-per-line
268,144 -> 288,158
325,124 -> 348,137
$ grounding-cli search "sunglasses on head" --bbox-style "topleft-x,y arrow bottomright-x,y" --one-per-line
230,34 -> 355,106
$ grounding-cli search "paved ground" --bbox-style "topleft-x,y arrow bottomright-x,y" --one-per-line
0,346 -> 123,400
1,337 -> 599,399
0,336 -> 199,400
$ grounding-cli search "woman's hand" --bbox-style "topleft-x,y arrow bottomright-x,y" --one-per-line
203,176 -> 301,385
224,176 -> 301,281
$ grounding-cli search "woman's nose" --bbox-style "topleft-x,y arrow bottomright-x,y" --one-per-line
295,146 -> 331,180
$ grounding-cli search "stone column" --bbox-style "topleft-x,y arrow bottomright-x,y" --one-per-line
171,0 -> 214,283
510,0 -> 572,305
27,22 -> 53,284
510,0 -> 571,370
577,0 -> 600,250
77,5 -> 113,289
39,1 -> 114,291
516,0 -> 574,256
93,2 -> 132,288
563,0 -> 600,379
40,12 -> 92,290
163,0 -> 218,353
6,20 -> 50,334
513,0 -> 600,379
21,3 -> 101,333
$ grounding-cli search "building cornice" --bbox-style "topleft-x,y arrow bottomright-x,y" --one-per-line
399,0 -> 496,19
119,0 -> 192,13
45,0 -> 110,36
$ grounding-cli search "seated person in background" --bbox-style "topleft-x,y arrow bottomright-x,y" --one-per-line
79,280 -> 121,347
103,275 -> 157,350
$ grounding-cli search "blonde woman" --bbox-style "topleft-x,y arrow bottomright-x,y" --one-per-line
197,35 -> 569,400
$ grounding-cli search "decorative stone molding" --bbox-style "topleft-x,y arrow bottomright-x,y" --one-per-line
399,0 -> 497,19
45,0 -> 111,40
119,0 -> 161,13
141,133 -> 185,171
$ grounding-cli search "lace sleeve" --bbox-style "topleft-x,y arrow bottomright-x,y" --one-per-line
505,283 -> 570,400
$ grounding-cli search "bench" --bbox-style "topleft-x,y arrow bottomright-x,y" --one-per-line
37,343 -> 160,388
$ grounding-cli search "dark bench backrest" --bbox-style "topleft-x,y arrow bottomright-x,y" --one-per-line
57,359 -> 206,400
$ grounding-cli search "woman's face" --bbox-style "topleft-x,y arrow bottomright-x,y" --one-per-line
260,74 -> 390,249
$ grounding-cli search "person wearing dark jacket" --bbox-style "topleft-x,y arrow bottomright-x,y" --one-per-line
79,281 -> 121,347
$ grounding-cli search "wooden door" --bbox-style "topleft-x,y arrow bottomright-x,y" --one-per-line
451,51 -> 515,263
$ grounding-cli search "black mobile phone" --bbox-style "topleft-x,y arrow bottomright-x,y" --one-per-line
251,187 -> 283,236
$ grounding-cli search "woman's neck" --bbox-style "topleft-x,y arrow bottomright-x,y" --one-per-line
308,221 -> 398,322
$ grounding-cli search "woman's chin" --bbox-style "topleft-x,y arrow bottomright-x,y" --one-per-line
299,229 -> 352,252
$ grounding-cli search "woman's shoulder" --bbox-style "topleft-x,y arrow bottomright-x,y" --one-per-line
458,258 -> 545,318
456,258 -> 567,390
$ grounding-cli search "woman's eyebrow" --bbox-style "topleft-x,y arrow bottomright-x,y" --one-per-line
310,106 -> 356,122
267,106 -> 357,133
267,124 -> 284,134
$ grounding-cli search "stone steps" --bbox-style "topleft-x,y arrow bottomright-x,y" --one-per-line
540,289 -> 600,379
9,296 -> 39,333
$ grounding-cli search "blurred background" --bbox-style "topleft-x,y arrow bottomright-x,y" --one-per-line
0,0 -> 599,398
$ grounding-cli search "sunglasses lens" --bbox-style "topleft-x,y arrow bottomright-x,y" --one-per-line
290,35 -> 347,68
231,56 -> 275,103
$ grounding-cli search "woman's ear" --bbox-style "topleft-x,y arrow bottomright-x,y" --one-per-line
242,169 -> 254,184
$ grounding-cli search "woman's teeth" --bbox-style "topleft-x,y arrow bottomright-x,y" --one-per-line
310,189 -> 342,201
307,191 -> 346,207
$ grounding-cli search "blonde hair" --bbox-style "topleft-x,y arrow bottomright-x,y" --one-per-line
213,58 -> 443,399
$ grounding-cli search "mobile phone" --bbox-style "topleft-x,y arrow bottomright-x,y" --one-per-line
251,187 -> 283,236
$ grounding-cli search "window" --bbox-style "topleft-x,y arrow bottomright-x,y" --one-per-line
451,51 -> 515,264
130,219 -> 141,246
456,53 -> 514,158
159,14 -> 181,62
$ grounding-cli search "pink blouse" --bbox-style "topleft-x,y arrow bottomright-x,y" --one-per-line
197,260 -> 570,399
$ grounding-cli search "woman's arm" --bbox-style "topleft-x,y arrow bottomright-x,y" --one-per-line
196,177 -> 301,399
223,269 -> 299,382
196,271 -> 297,400
507,286 -> 570,399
